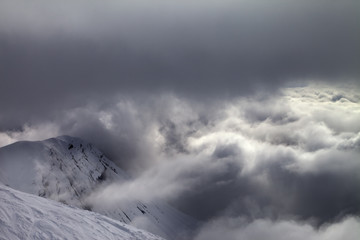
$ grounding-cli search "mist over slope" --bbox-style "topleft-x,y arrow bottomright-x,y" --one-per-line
0,136 -> 197,240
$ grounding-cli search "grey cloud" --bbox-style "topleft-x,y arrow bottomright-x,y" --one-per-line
241,99 -> 299,125
172,146 -> 360,223
213,143 -> 241,159
159,120 -> 189,154
1,0 -> 360,128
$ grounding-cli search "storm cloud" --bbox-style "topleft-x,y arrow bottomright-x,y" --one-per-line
1,0 -> 360,128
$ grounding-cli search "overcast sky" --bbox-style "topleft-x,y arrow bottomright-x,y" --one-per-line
1,1 -> 360,239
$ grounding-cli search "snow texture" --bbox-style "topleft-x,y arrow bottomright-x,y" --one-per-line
0,184 -> 164,240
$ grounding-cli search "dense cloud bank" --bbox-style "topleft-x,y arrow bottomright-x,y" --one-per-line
81,85 -> 360,226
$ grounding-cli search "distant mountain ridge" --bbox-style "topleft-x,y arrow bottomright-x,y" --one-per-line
0,136 -> 197,240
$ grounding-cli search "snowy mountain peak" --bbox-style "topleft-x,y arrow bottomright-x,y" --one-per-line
0,135 -> 128,206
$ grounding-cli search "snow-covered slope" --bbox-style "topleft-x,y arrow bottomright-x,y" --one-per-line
0,184 -> 164,240
0,136 -> 196,240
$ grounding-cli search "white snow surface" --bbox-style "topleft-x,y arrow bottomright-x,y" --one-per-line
0,184 -> 164,240
0,136 -> 197,240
